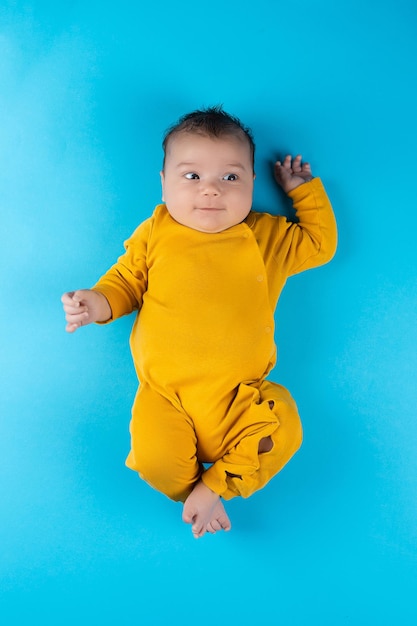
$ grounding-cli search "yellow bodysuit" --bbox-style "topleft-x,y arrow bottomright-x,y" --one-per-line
93,178 -> 337,502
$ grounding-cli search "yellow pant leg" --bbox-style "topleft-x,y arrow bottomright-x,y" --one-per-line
202,381 -> 302,500
126,384 -> 202,502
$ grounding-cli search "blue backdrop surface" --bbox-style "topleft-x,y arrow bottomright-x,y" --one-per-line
1,1 -> 417,623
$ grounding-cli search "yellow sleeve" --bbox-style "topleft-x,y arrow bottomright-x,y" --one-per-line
91,217 -> 152,322
276,177 -> 338,276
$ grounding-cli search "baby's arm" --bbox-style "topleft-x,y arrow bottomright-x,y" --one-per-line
274,154 -> 313,192
61,289 -> 111,333
270,154 -> 337,274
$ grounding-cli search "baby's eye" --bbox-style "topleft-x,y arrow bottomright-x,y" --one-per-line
223,173 -> 238,181
184,172 -> 199,180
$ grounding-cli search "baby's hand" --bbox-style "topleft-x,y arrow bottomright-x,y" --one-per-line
274,155 -> 313,193
61,289 -> 111,333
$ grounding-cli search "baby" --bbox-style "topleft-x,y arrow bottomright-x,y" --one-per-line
62,107 -> 337,538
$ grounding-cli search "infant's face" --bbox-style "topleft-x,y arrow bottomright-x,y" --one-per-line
161,132 -> 254,233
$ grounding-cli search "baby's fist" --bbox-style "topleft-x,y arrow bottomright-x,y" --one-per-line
61,290 -> 93,333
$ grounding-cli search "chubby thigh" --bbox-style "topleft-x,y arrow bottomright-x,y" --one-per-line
126,383 -> 203,502
193,381 -> 280,462
212,381 -> 303,499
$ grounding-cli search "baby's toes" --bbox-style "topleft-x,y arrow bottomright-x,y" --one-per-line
207,519 -> 222,534
192,519 -> 207,539
217,512 -> 232,531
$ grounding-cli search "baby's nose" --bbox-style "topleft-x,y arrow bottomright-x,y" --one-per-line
202,180 -> 220,195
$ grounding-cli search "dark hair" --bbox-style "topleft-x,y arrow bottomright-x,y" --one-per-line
162,105 -> 255,171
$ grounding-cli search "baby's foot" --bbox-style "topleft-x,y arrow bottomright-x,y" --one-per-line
206,499 -> 232,535
182,480 -> 228,539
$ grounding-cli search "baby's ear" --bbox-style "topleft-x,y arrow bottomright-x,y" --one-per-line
160,170 -> 165,202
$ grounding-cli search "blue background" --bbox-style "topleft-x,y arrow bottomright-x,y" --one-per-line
1,1 -> 417,623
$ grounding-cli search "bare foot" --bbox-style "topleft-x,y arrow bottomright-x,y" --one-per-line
182,480 -> 230,538
206,499 -> 232,535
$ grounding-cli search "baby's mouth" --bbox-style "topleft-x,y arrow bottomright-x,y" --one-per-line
195,207 -> 224,211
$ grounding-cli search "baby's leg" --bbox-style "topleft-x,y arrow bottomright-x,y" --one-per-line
126,384 -> 202,502
182,480 -> 231,538
202,382 -> 302,501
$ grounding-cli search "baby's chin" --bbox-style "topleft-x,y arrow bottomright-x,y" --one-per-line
167,209 -> 250,234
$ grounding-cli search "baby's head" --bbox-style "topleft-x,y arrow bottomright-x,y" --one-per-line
162,106 -> 255,172
161,106 -> 256,234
